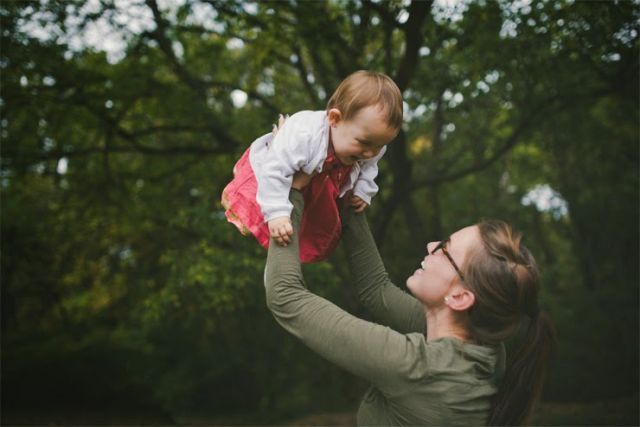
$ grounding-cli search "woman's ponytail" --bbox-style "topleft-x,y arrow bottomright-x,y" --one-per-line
488,311 -> 557,426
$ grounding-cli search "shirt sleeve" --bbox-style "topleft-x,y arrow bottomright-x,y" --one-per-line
351,145 -> 386,205
340,207 -> 426,335
256,118 -> 312,222
264,190 -> 427,396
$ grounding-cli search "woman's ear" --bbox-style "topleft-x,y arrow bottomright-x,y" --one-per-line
445,289 -> 475,312
327,108 -> 342,127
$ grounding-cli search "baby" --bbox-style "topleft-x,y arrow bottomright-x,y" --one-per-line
221,70 -> 403,262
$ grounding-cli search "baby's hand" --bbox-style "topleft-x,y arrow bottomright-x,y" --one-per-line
349,195 -> 369,213
268,216 -> 293,246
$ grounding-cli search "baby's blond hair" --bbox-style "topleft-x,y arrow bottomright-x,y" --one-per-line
326,70 -> 403,130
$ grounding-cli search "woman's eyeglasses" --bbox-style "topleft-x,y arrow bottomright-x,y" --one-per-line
431,237 -> 465,281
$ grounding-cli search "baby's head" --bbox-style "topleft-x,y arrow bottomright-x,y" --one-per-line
326,71 -> 403,165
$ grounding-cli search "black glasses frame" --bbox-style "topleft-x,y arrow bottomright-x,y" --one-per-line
431,237 -> 465,281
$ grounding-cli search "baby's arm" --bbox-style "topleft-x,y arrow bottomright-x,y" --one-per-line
257,116 -> 311,245
351,146 -> 387,207
269,168 -> 314,246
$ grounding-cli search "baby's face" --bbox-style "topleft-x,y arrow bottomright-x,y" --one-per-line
329,105 -> 398,166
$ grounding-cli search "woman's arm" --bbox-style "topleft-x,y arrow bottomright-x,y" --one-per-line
264,190 -> 426,396
340,208 -> 426,334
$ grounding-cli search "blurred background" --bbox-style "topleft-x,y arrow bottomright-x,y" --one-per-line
1,0 -> 638,425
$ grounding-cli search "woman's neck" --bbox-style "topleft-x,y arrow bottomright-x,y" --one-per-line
425,307 -> 471,342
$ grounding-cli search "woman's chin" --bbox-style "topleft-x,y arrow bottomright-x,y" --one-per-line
406,277 -> 416,293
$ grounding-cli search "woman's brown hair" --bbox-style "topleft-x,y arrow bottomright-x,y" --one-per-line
326,70 -> 403,130
463,220 -> 557,426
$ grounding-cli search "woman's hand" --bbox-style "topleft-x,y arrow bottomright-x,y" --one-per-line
272,113 -> 289,136
349,194 -> 369,213
292,171 -> 314,190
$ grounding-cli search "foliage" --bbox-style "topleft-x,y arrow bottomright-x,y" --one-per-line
1,0 -> 638,423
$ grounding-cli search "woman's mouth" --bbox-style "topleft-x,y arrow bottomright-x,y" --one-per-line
414,261 -> 426,276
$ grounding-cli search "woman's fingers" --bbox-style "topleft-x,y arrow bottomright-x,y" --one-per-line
292,170 -> 314,190
353,202 -> 365,212
349,196 -> 368,213
272,113 -> 289,136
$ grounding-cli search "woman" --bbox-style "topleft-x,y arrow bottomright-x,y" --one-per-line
265,187 -> 556,426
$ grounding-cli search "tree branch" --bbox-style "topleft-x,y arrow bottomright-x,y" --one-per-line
365,0 -> 401,29
292,45 -> 321,105
6,143 -> 228,163
73,97 -> 235,157
413,94 -> 561,188
374,1 -> 432,243
143,0 -> 249,148
394,0 -> 432,91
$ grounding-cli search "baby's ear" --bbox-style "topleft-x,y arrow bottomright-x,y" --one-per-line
327,108 -> 342,126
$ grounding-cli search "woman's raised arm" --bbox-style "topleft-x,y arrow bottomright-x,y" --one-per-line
264,190 -> 428,395
340,208 -> 425,334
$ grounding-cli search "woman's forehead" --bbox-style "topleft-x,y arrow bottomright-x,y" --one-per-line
450,225 -> 480,251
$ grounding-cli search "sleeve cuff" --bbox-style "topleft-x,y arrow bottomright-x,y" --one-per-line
264,210 -> 293,223
352,190 -> 372,205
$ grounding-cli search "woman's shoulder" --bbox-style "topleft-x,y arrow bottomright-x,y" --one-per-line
380,334 -> 487,384
425,337 -> 503,379
426,336 -> 499,358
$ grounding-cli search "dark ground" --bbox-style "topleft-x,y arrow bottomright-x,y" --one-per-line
2,394 -> 637,426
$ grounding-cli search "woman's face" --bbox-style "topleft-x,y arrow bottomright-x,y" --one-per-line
406,225 -> 480,307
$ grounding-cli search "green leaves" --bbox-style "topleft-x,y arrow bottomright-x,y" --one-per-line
2,0 -> 637,421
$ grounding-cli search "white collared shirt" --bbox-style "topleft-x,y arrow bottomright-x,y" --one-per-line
249,110 -> 385,222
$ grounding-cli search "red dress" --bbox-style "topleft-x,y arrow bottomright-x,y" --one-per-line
221,146 -> 352,263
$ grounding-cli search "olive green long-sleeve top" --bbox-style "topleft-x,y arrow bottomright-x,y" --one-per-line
265,191 -> 505,426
